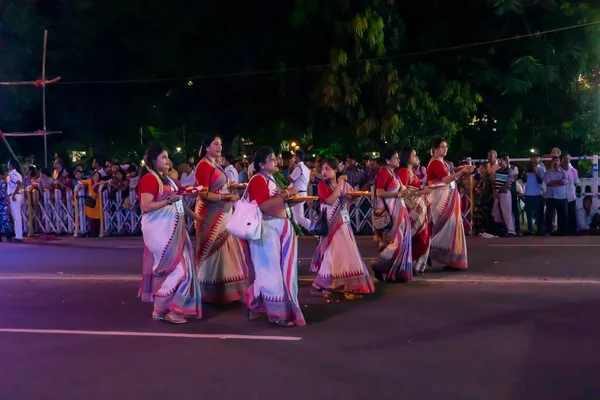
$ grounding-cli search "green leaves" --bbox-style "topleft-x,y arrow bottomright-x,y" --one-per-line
487,0 -> 525,15
502,77 -> 533,95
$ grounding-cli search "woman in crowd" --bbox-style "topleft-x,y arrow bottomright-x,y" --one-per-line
76,171 -> 104,237
310,158 -> 374,298
138,145 -> 202,324
427,138 -> 473,270
370,149 -> 413,282
0,167 -> 14,242
23,165 -> 38,188
195,135 -> 249,304
245,147 -> 306,327
398,147 -> 432,276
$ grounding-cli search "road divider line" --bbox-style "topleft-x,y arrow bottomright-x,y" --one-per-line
427,276 -> 600,284
0,274 -> 320,282
297,257 -> 375,261
0,328 -> 302,341
3,273 -> 598,285
0,274 -> 140,281
488,244 -> 600,247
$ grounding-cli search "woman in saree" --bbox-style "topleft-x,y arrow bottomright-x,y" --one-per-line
138,145 -> 203,324
310,158 -> 375,299
245,147 -> 306,327
195,135 -> 250,304
426,137 -> 474,271
370,149 -> 413,282
398,147 -> 432,276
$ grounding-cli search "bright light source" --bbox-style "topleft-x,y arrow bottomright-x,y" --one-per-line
294,145 -> 300,150
372,152 -> 376,156
243,155 -> 247,158
176,147 -> 182,153
140,160 -> 145,166
530,148 -> 535,153
291,142 -> 297,147
312,154 -> 316,157
187,80 -> 193,86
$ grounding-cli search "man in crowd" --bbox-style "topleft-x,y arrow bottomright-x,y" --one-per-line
486,150 -> 500,176
492,154 -> 516,236
506,154 -> 521,235
560,153 -> 579,235
289,149 -> 311,231
179,162 -> 196,187
577,195 -> 600,234
223,156 -> 239,185
344,154 -> 364,189
544,155 -> 568,236
522,153 -> 545,235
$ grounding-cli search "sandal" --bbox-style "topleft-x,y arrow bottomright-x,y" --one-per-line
344,292 -> 363,300
311,286 -> 332,296
269,318 -> 296,327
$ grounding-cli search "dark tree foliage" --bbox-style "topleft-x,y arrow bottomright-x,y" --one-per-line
1,0 -> 600,164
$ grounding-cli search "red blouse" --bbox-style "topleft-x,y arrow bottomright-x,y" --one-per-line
426,159 -> 449,182
247,175 -> 272,206
317,180 -> 334,202
375,167 -> 396,191
195,161 -> 215,188
137,174 -> 175,199
398,168 -> 420,188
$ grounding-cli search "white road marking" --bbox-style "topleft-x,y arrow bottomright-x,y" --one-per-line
0,328 -> 302,341
297,257 -> 375,261
427,276 -> 600,284
1,273 -> 597,285
0,274 -> 139,281
488,244 -> 600,247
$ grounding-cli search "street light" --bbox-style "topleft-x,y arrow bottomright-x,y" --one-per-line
176,147 -> 182,153
291,142 -> 297,147
530,148 -> 536,154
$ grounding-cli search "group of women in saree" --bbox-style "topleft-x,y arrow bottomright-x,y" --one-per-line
138,137 -> 305,327
370,138 -> 474,283
137,136 -> 473,327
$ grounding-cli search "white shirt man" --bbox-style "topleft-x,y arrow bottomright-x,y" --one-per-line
289,150 -> 312,230
7,164 -> 24,241
179,162 -> 196,187
224,164 -> 239,185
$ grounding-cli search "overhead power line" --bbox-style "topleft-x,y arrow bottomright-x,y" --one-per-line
4,20 -> 600,86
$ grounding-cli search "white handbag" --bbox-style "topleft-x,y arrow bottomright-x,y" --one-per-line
226,178 -> 262,240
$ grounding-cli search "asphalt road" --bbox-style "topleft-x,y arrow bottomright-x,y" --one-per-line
0,236 -> 599,399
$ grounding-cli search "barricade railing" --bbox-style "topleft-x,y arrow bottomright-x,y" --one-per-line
18,186 -> 376,237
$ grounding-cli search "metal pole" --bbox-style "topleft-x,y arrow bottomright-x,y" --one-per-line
593,154 -> 599,209
42,30 -> 48,168
183,124 -> 186,149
